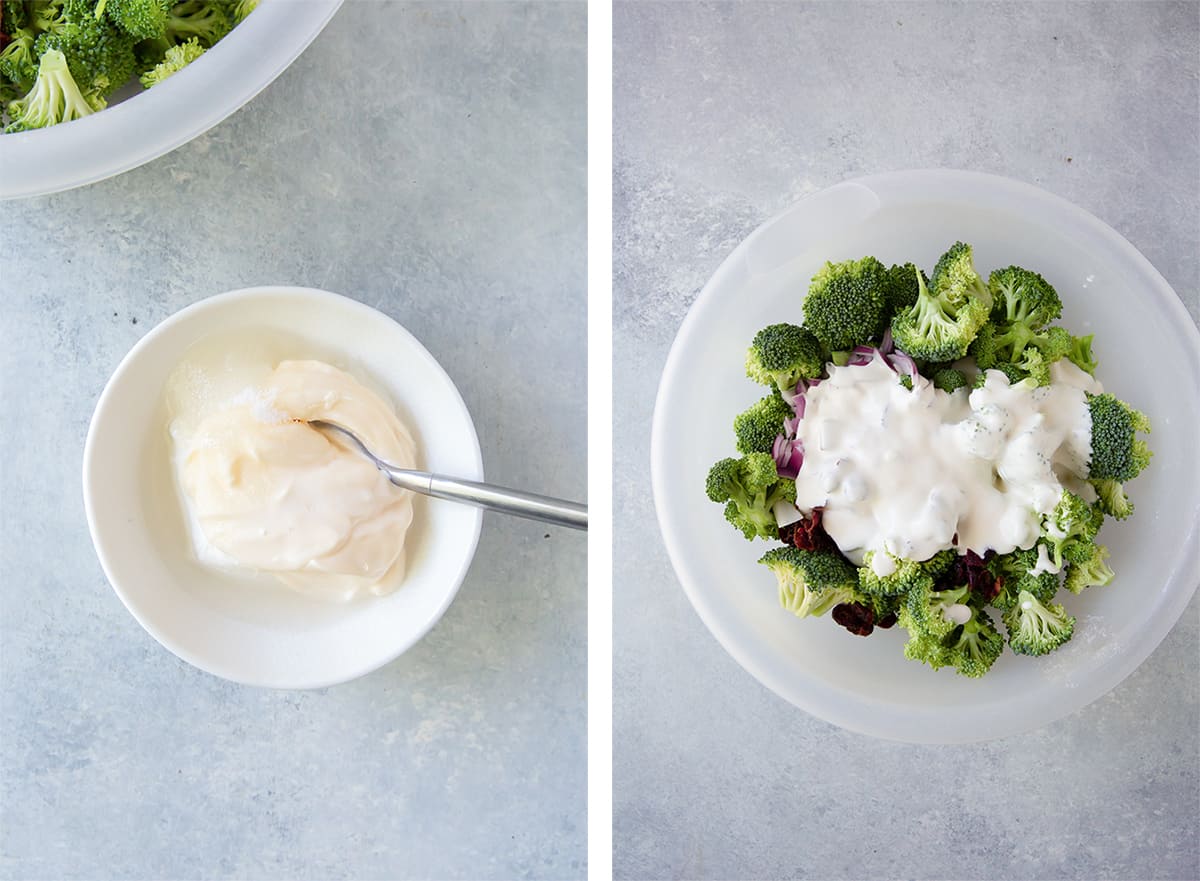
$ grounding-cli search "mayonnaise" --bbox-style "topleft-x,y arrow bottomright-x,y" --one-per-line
791,354 -> 1100,565
168,359 -> 418,601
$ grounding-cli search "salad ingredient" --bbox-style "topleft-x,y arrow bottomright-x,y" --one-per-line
744,323 -> 824,392
707,241 -> 1153,677
1,0 -> 246,132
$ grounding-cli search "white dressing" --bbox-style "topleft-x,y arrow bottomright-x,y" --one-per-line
791,354 -> 1099,564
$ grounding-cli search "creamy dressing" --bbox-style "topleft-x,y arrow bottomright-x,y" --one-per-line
791,354 -> 1101,564
168,359 -> 418,601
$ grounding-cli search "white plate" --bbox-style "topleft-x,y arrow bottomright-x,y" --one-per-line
651,169 -> 1200,743
83,287 -> 483,689
0,0 -> 342,200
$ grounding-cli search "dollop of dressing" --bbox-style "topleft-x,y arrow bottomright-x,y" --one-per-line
170,360 -> 417,601
792,355 -> 1101,564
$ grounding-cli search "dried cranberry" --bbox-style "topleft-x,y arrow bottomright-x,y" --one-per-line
832,602 -> 875,636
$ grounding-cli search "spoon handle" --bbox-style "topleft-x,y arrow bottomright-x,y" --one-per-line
383,467 -> 588,530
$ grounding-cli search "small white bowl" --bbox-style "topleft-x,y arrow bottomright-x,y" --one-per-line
652,169 -> 1200,742
84,287 -> 483,689
0,0 -> 342,200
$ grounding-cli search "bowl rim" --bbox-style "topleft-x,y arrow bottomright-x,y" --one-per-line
650,168 -> 1200,741
82,285 -> 484,689
0,0 -> 344,201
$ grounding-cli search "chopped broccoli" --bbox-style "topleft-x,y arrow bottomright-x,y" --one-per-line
900,581 -> 969,639
891,244 -> 991,362
733,393 -> 793,455
1066,333 -> 1098,375
97,0 -> 168,39
5,46 -> 99,131
922,548 -> 958,579
932,367 -> 967,393
970,321 -> 1073,386
165,0 -> 230,47
1090,477 -> 1134,520
988,266 -> 1062,329
904,600 -> 1004,678
857,552 -> 931,597
1002,590 -> 1075,656
987,544 -> 1060,611
802,256 -> 889,351
34,0 -> 138,101
745,323 -> 824,392
1063,543 -> 1114,594
232,0 -> 258,24
0,26 -> 37,86
1087,392 -> 1152,482
705,453 -> 795,541
882,261 -> 927,317
759,546 -> 859,618
138,33 -> 201,86
1043,490 -> 1104,569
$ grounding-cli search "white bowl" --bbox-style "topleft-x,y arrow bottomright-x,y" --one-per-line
652,169 -> 1200,743
0,0 -> 342,200
83,287 -> 483,689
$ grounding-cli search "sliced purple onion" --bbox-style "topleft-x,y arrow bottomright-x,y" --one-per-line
783,415 -> 800,437
887,350 -> 920,378
880,327 -> 894,354
792,395 -> 806,420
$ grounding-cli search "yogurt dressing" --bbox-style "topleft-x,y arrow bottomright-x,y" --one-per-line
168,358 -> 418,601
792,354 -> 1101,566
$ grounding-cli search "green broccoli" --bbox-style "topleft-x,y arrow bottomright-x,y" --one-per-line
1087,392 -> 1152,482
1002,590 -> 1074,656
138,33 -> 201,86
705,453 -> 795,541
733,393 -> 793,455
98,0 -> 169,40
34,0 -> 138,102
1090,477 -> 1134,520
882,261 -> 927,317
970,320 -> 1072,386
932,367 -> 967,393
922,548 -> 958,579
891,244 -> 992,363
988,265 -> 1063,329
904,601 -> 1004,678
857,552 -> 932,597
1066,333 -> 1098,375
899,581 -> 969,640
5,46 -> 99,131
0,26 -> 38,86
1063,543 -> 1114,594
1043,490 -> 1104,569
759,546 -> 859,618
987,544 -> 1060,611
744,323 -> 824,392
802,256 -> 889,351
165,0 -> 229,46
232,0 -> 257,24
972,363 -> 1028,389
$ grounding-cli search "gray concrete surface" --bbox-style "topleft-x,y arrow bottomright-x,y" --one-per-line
0,2 -> 585,879
613,3 -> 1199,880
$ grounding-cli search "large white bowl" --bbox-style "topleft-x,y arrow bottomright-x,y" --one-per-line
652,169 -> 1200,743
0,0 -> 342,200
83,287 -> 483,689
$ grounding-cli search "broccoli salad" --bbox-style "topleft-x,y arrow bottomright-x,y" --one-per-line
706,242 -> 1152,678
0,0 -> 257,133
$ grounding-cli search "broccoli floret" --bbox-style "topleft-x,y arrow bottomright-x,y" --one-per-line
759,546 -> 859,618
232,0 -> 257,24
165,0 -> 229,46
971,363 -> 1027,389
733,393 -> 793,455
802,256 -> 889,351
858,552 -> 931,597
1063,543 -> 1114,594
745,323 -> 824,392
987,544 -> 1060,611
30,1 -> 67,33
1066,333 -> 1098,375
922,548 -> 958,579
2,0 -> 28,31
904,601 -> 1004,678
0,26 -> 37,86
988,266 -> 1063,329
98,0 -> 169,40
1002,590 -> 1074,656
891,244 -> 991,363
971,320 -> 1072,386
1042,490 -> 1103,570
1087,392 -> 1152,482
35,0 -> 138,101
5,47 -> 99,131
900,581 -> 969,640
932,367 -> 967,393
1090,477 -> 1134,520
138,33 -> 201,85
705,453 -> 795,541
882,261 -> 927,317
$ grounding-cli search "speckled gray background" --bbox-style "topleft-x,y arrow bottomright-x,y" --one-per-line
613,3 -> 1199,880
0,2 -> 585,879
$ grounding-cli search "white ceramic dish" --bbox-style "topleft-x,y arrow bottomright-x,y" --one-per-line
84,287 -> 483,689
0,0 -> 343,200
651,169 -> 1200,743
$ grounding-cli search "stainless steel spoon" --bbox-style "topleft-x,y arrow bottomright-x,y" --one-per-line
310,421 -> 587,531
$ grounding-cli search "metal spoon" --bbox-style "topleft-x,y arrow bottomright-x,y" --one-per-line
309,421 -> 587,531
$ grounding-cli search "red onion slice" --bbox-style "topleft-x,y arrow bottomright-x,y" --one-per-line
880,327 -> 894,354
887,350 -> 920,378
